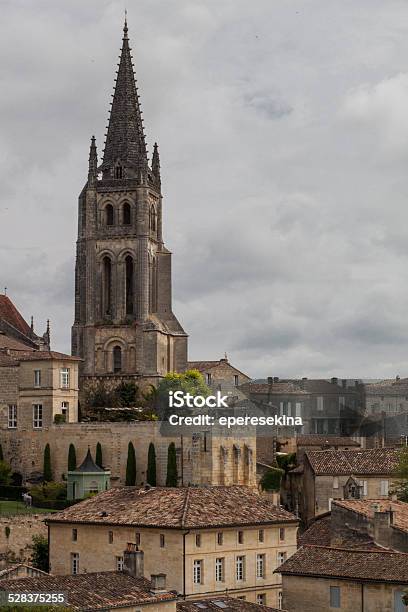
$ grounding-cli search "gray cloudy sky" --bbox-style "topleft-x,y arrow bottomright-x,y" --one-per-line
2,0 -> 408,379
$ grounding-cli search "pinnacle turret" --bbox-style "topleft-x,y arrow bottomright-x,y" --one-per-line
88,135 -> 98,185
100,19 -> 147,178
152,142 -> 161,185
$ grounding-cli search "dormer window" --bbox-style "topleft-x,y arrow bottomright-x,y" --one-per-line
115,166 -> 123,179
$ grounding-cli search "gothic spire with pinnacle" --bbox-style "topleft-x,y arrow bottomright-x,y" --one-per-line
152,142 -> 161,185
88,135 -> 98,185
100,18 -> 148,177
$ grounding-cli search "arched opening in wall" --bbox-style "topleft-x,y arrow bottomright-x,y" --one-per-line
149,257 -> 158,313
122,203 -> 131,225
113,346 -> 122,373
150,206 -> 157,232
125,256 -> 134,315
115,166 -> 123,179
105,204 -> 114,226
103,257 -> 112,316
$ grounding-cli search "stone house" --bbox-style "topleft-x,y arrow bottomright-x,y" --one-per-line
289,447 -> 399,523
0,545 -> 176,611
241,378 -> 364,436
365,377 -> 408,416
187,357 -> 251,400
0,349 -> 80,434
46,486 -> 298,609
276,545 -> 408,612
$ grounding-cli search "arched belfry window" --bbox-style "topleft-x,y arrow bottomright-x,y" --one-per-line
102,256 -> 112,316
123,203 -> 131,225
125,255 -> 134,315
115,166 -> 123,179
113,346 -> 122,373
105,204 -> 114,226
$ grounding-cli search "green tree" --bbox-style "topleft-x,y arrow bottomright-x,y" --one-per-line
392,446 -> 408,500
147,442 -> 156,486
156,370 -> 211,418
95,442 -> 103,468
43,444 -> 52,482
68,444 -> 76,472
31,534 -> 49,572
125,442 -> 136,486
0,460 -> 12,485
259,467 -> 285,492
166,442 -> 178,487
116,381 -> 139,407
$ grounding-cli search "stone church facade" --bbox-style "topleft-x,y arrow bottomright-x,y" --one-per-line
72,19 -> 187,387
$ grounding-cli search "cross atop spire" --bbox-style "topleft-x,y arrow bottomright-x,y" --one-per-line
100,19 -> 147,178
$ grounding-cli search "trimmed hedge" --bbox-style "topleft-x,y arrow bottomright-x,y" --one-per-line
0,485 -> 27,500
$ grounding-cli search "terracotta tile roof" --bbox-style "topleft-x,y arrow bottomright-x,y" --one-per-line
0,295 -> 31,336
0,563 -> 48,578
365,379 -> 408,396
0,334 -> 35,351
0,572 -> 176,610
296,435 -> 360,448
187,360 -> 250,379
276,545 -> 408,583
0,353 -> 19,367
178,598 -> 282,612
298,514 -> 380,551
305,448 -> 399,476
47,486 -> 298,528
243,379 -> 362,395
333,499 -> 408,534
17,351 -> 81,362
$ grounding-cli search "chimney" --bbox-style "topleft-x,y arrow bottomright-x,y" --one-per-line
331,377 -> 338,385
342,379 -> 347,388
396,375 -> 401,382
302,377 -> 308,381
150,573 -> 167,594
273,377 -> 279,383
267,377 -> 273,385
123,543 -> 144,579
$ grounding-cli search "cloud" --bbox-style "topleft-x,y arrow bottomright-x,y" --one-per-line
2,0 -> 408,381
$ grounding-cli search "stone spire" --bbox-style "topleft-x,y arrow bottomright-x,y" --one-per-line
88,135 -> 98,185
152,142 -> 161,186
100,18 -> 147,177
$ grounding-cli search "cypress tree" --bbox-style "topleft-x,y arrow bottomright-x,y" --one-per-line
166,442 -> 178,487
125,442 -> 136,486
95,442 -> 103,468
43,444 -> 52,482
147,442 -> 156,486
68,443 -> 77,472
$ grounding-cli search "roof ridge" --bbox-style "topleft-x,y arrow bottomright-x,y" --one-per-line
301,544 -> 404,555
181,487 -> 191,528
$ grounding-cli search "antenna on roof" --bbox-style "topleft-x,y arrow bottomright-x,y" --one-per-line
3,287 -> 7,296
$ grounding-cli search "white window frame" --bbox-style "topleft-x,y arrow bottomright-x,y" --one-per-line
277,551 -> 286,565
236,555 -> 245,581
116,555 -> 124,571
61,401 -> 69,416
360,480 -> 368,496
193,559 -> 203,584
295,402 -> 302,417
317,396 -> 324,411
380,480 -> 389,496
333,476 -> 339,489
60,368 -> 70,389
287,402 -> 292,417
256,553 -> 265,578
278,591 -> 283,610
215,557 -> 224,582
34,369 -> 41,388
330,585 -> 340,608
257,594 -> 266,605
33,404 -> 43,429
71,552 -> 79,575
8,405 -> 17,429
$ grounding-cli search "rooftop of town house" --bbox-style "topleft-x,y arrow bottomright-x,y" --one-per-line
47,485 -> 298,528
0,571 -> 176,610
178,598 -> 283,612
295,435 -> 360,448
333,498 -> 408,534
275,545 -> 408,583
304,447 -> 399,476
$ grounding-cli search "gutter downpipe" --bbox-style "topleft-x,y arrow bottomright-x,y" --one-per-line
182,529 -> 191,599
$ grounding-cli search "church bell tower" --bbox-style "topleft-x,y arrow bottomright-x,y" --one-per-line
72,19 -> 188,384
